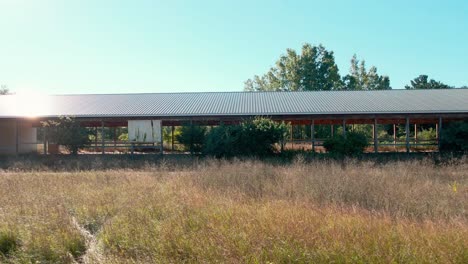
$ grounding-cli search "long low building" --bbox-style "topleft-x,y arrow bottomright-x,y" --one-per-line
0,89 -> 467,154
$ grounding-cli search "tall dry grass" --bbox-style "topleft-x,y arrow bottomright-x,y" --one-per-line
0,157 -> 466,263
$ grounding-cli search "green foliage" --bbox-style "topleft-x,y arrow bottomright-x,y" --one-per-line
323,132 -> 369,157
204,118 -> 289,158
42,116 -> 92,155
118,133 -> 128,141
245,45 -> 391,91
0,231 -> 19,257
176,125 -> 207,152
440,121 -> 468,152
350,124 -> 373,138
0,84 -> 9,95
418,127 -> 436,141
342,54 -> 391,90
405,75 -> 452,89
244,44 -> 342,91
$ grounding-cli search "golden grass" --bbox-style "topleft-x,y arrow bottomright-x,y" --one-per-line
0,158 -> 467,263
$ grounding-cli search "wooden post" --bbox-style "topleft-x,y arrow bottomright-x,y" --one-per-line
190,120 -> 194,155
331,125 -> 334,137
342,119 -> 346,137
372,124 -> 375,140
113,127 -> 117,148
290,124 -> 294,149
405,117 -> 410,153
374,118 -> 378,153
311,120 -> 315,153
94,127 -> 98,153
438,117 -> 443,151
393,124 -> 397,150
101,120 -> 105,155
414,124 -> 418,144
15,119 -> 19,155
171,126 -> 175,151
43,127 -> 47,155
160,122 -> 164,155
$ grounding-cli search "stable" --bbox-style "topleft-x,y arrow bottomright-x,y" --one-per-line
0,89 -> 467,155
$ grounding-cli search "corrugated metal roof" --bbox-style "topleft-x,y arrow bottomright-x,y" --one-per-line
0,89 -> 467,118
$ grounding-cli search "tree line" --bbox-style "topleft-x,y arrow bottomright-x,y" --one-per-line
244,43 -> 464,91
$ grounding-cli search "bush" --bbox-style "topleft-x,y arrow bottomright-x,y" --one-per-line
204,117 -> 289,158
323,131 -> 369,157
440,121 -> 468,153
0,231 -> 19,257
175,125 -> 207,152
42,117 -> 92,155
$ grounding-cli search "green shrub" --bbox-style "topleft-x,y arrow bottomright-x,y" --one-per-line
0,231 -> 19,257
418,127 -> 437,141
203,124 -> 243,157
42,117 -> 92,155
203,117 -> 289,158
323,132 -> 369,157
440,121 -> 468,153
176,125 -> 207,152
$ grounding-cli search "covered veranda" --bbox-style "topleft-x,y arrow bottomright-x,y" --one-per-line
1,89 -> 467,155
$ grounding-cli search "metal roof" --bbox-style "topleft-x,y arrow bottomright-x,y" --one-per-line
0,89 -> 467,119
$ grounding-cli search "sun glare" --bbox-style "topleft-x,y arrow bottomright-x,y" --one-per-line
10,91 -> 52,118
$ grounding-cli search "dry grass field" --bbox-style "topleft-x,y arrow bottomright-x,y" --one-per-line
0,156 -> 467,263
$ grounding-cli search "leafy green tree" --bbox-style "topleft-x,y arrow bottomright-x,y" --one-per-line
0,85 -> 9,95
342,55 -> 391,90
440,122 -> 468,153
42,117 -> 92,155
244,44 -> 342,91
405,75 -> 452,89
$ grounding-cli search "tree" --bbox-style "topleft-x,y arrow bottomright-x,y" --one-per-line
244,44 -> 342,91
342,55 -> 391,90
42,117 -> 92,155
440,122 -> 468,153
405,75 -> 452,89
0,85 -> 9,95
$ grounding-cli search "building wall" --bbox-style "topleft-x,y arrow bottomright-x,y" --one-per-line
0,119 -> 37,154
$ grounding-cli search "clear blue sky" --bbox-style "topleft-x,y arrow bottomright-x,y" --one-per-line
0,0 -> 467,94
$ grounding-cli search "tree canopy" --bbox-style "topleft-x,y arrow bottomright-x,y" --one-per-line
0,85 -> 9,95
404,75 -> 452,89
244,44 -> 341,91
244,44 -> 391,91
341,55 -> 391,90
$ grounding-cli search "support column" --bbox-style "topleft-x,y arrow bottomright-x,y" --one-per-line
101,120 -> 105,155
414,124 -> 418,144
374,118 -> 378,153
290,124 -> 294,149
342,119 -> 346,137
113,127 -> 117,148
171,126 -> 175,151
15,119 -> 19,155
311,120 -> 315,153
43,127 -> 48,155
405,117 -> 410,153
438,117 -> 443,151
94,127 -> 98,153
393,124 -> 397,150
331,125 -> 334,137
160,123 -> 164,155
190,119 -> 194,155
